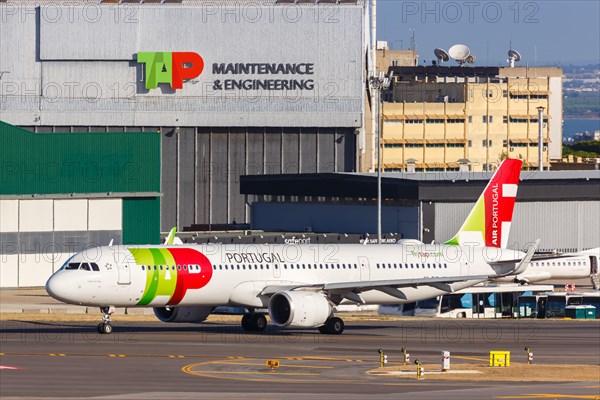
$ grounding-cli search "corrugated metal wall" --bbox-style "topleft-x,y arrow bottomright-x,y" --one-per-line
1,4 -> 364,128
161,126 -> 356,230
0,121 -> 160,195
434,201 -> 600,252
0,122 -> 162,287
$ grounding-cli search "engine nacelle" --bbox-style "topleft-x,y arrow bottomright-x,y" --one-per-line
153,306 -> 212,323
268,291 -> 331,328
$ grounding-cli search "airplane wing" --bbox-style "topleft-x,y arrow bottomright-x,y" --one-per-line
260,242 -> 540,304
260,274 -> 491,303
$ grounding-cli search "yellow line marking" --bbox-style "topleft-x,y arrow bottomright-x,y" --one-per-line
48,354 -> 66,357
192,370 -> 321,376
496,395 -> 600,399
200,360 -> 333,369
108,354 -> 126,358
168,355 -> 186,359
181,361 -> 356,384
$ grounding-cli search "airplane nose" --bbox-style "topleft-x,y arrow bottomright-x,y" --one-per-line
45,273 -> 74,304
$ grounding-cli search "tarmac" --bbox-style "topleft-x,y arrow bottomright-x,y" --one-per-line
1,283 -> 599,400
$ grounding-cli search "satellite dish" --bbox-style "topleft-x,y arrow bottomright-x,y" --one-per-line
508,49 -> 522,67
434,48 -> 449,63
448,44 -> 471,66
466,54 -> 476,64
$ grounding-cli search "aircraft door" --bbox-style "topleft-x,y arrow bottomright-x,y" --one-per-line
358,256 -> 371,281
590,256 -> 598,275
117,263 -> 131,285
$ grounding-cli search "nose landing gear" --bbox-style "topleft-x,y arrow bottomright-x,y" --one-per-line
97,306 -> 115,334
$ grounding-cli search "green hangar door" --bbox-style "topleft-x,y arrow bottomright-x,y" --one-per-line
0,122 -> 161,288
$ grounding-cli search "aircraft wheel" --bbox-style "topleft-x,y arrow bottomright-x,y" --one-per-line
326,317 -> 344,335
252,314 -> 267,332
320,317 -> 344,335
97,323 -> 104,333
100,323 -> 113,335
241,314 -> 251,331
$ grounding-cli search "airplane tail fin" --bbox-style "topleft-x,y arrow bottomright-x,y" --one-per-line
445,159 -> 523,248
164,227 -> 176,245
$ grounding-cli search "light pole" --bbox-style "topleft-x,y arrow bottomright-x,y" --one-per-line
537,106 -> 545,171
369,71 -> 393,243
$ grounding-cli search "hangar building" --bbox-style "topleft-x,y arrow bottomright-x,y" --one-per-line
0,0 -> 366,231
0,122 -> 160,288
242,169 -> 600,252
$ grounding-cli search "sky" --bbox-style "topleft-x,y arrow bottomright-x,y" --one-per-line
377,1 -> 600,66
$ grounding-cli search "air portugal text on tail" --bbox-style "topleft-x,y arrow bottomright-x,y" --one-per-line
46,158 -> 536,336
445,159 -> 523,248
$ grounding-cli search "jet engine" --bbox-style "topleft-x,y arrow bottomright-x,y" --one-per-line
268,291 -> 331,328
153,306 -> 212,323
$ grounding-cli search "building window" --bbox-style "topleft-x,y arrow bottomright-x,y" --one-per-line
383,143 -> 402,148
510,94 -> 529,100
503,90 -> 507,98
509,118 -> 528,123
489,116 -> 493,123
447,118 -> 465,123
468,116 -> 472,123
426,143 -> 444,148
405,143 -> 423,148
503,140 -> 507,147
405,119 -> 423,124
447,143 -> 465,148
482,140 -> 487,147
503,116 -> 508,123
468,140 -> 472,147
426,119 -> 444,124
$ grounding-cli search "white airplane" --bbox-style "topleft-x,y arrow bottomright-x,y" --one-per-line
46,159 -> 537,335
496,247 -> 600,288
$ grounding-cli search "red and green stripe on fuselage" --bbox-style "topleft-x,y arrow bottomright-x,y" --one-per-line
128,247 -> 213,306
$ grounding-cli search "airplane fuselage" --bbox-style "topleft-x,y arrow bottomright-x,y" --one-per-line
47,243 -> 518,308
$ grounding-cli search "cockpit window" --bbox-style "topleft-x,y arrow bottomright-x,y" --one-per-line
64,262 -> 99,271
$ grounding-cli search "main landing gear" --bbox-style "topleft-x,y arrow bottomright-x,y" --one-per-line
97,306 -> 115,334
318,316 -> 344,335
241,313 -> 267,332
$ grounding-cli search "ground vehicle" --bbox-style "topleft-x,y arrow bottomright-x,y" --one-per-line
380,284 -> 553,318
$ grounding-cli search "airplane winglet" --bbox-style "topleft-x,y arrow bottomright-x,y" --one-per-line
512,239 -> 540,275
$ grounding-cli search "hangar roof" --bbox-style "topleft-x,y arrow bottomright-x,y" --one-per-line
240,170 -> 600,202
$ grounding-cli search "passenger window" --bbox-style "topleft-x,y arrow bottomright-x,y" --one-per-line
183,265 -> 187,270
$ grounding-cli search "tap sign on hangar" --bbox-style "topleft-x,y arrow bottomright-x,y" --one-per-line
47,159 -> 540,335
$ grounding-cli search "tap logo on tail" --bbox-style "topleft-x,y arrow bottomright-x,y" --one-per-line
445,159 -> 522,248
